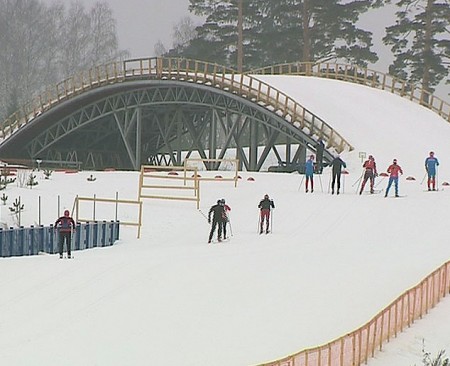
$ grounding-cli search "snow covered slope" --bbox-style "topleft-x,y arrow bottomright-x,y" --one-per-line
0,77 -> 449,366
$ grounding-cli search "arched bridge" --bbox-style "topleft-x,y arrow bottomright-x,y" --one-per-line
0,57 -> 354,171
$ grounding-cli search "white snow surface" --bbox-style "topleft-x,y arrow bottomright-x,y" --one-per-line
0,76 -> 450,366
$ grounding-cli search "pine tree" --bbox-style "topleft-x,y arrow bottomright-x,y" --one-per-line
184,0 -> 380,70
26,173 -> 38,189
185,0 -> 242,68
383,0 -> 450,96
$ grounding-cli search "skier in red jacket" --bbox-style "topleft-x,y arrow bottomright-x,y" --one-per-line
54,210 -> 76,258
359,155 -> 378,194
384,159 -> 403,197
258,194 -> 275,234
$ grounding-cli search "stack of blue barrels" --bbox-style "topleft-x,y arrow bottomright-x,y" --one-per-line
0,221 -> 120,257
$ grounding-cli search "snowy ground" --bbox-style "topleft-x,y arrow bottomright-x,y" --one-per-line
0,77 -> 450,366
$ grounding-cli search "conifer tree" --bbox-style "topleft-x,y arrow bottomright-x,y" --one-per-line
184,0 -> 380,69
383,0 -> 450,95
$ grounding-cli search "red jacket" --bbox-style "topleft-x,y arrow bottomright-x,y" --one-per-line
55,216 -> 76,233
387,163 -> 403,178
222,204 -> 231,221
363,159 -> 377,175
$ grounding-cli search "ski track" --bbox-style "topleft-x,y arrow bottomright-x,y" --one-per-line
2,76 -> 450,365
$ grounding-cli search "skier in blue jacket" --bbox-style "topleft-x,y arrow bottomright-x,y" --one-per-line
425,151 -> 439,191
304,155 -> 315,193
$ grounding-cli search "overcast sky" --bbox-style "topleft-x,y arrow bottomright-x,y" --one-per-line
41,0 -> 448,98
86,0 -> 197,58
51,0 -> 393,64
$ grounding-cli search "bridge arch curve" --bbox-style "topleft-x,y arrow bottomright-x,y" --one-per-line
0,58 -> 353,170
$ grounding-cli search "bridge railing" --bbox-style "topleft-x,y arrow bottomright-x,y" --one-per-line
0,57 -> 353,154
255,260 -> 450,366
249,62 -> 450,122
0,62 -> 126,139
123,57 -> 353,153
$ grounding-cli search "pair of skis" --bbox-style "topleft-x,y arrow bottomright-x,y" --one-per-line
209,237 -> 231,244
59,254 -> 74,259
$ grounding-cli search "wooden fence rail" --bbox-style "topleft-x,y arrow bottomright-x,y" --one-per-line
255,260 -> 450,366
249,62 -> 450,122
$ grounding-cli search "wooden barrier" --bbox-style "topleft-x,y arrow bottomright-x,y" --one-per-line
138,165 -> 200,209
184,158 -> 239,187
74,194 -> 142,238
255,261 -> 450,366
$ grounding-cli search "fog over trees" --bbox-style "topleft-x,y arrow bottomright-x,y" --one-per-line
1,0 -> 448,121
0,0 -> 128,121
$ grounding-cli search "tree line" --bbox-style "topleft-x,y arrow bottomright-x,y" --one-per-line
0,0 -> 128,121
1,0 -> 448,123
158,0 -> 449,97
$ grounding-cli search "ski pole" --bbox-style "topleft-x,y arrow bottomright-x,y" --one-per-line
257,211 -> 261,233
435,166 -> 439,190
298,175 -> 305,191
355,170 -> 365,194
69,231 -> 74,258
420,171 -> 427,185
374,176 -> 386,188
318,174 -> 323,193
198,209 -> 209,223
437,169 -> 439,190
342,173 -> 345,194
352,172 -> 363,187
327,171 -> 332,193
270,209 -> 274,234
227,214 -> 233,237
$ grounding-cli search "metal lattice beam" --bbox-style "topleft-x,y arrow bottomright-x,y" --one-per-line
5,81 -> 334,170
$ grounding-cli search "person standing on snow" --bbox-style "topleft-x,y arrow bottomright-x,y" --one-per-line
315,139 -> 325,173
54,210 -> 76,259
208,200 -> 226,243
425,151 -> 439,191
359,154 -> 378,194
329,154 -> 347,195
304,155 -> 315,193
220,199 -> 231,239
385,159 -> 403,197
258,194 -> 275,234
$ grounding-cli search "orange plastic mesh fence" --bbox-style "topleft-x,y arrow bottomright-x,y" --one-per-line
258,261 -> 450,366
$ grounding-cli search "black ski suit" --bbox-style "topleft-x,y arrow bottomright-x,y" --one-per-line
208,203 -> 226,242
315,140 -> 325,173
329,156 -> 347,194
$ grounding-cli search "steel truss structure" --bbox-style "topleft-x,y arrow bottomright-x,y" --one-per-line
13,80 -> 332,171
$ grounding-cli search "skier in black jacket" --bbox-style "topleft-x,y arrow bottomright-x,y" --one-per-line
208,200 -> 226,243
329,155 -> 347,195
258,194 -> 275,234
